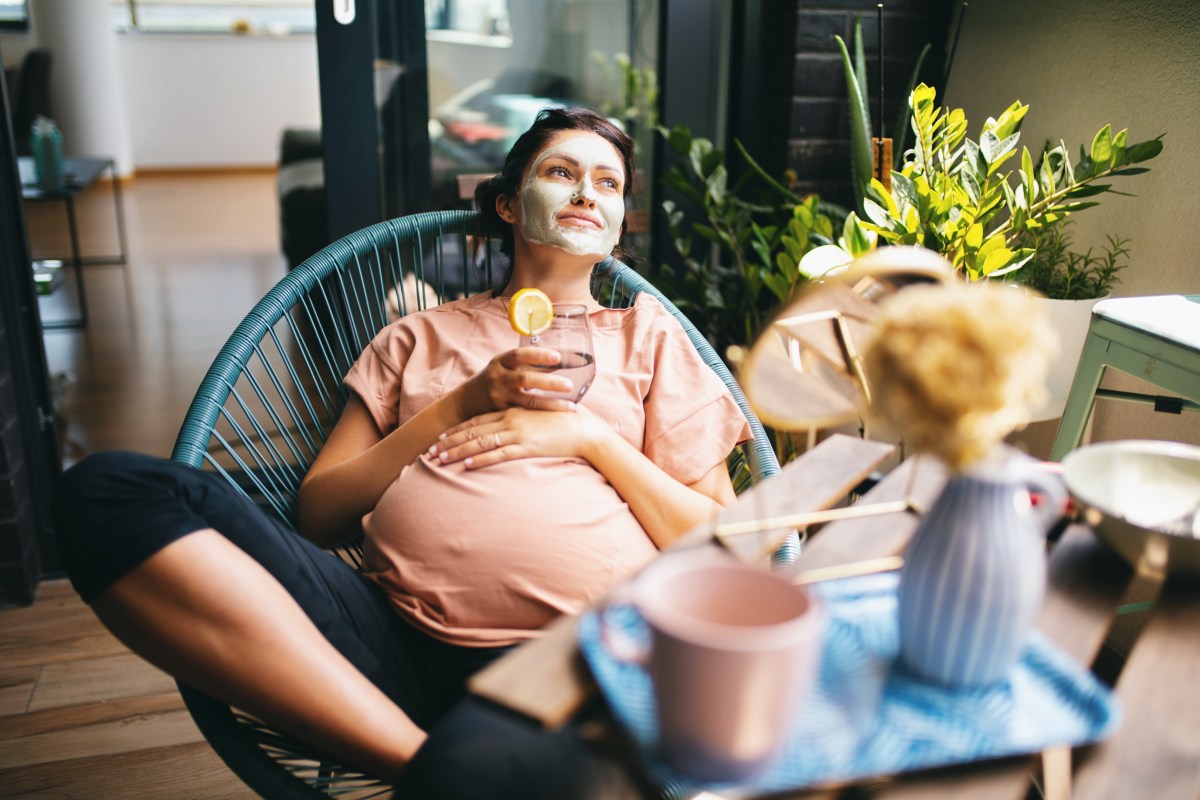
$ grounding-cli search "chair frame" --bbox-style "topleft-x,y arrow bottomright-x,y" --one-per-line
170,210 -> 783,798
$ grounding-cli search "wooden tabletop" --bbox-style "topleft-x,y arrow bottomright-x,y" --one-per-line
469,437 -> 1196,799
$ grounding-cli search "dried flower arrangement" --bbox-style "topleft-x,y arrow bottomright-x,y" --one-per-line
861,282 -> 1057,471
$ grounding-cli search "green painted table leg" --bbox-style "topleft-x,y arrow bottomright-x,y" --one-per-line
1051,331 -> 1110,461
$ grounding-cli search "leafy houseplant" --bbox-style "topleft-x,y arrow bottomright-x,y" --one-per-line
803,83 -> 1163,282
651,124 -> 843,358
1008,220 -> 1131,301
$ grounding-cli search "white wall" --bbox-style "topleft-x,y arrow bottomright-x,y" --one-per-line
948,0 -> 1200,452
119,33 -> 320,169
3,27 -> 319,170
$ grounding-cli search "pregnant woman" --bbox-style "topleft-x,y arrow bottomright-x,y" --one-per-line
54,107 -> 750,795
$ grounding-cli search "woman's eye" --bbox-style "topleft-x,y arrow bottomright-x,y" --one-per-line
547,166 -> 571,178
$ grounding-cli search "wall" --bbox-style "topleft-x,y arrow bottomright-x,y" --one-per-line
3,27 -> 320,170
119,34 -> 320,169
947,0 -> 1200,453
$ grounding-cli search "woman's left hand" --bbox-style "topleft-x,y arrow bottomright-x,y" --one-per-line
429,407 -> 608,468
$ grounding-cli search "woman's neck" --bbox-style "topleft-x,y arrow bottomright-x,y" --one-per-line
504,240 -> 602,306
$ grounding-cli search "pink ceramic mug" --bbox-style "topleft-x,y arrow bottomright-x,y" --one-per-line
604,549 -> 825,782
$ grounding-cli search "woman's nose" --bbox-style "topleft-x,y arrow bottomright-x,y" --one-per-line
571,182 -> 597,207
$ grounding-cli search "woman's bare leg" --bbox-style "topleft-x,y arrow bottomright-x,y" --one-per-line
91,528 -> 425,785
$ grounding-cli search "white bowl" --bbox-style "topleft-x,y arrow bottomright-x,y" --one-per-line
1062,440 -> 1200,574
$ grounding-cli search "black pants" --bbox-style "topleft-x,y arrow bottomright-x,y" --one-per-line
54,451 -> 642,800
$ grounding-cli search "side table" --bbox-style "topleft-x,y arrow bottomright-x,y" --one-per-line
20,156 -> 128,330
1050,294 -> 1200,460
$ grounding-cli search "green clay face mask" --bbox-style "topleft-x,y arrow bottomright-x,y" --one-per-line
518,134 -> 625,257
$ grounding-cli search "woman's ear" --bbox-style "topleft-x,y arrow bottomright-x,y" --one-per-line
495,193 -> 517,224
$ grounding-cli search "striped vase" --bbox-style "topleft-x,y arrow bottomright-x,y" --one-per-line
897,449 -> 1066,687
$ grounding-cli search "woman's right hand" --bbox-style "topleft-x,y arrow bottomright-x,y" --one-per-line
457,347 -> 578,418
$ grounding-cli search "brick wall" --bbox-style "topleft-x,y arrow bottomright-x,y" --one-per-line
782,1 -> 956,210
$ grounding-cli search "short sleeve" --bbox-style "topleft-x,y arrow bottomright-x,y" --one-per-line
641,314 -> 752,486
343,322 -> 417,435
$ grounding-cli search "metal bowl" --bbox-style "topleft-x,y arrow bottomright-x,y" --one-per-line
1062,440 -> 1200,574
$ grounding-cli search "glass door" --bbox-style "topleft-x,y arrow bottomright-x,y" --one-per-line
423,0 -> 659,267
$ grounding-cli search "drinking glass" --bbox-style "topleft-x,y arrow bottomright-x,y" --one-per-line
519,304 -> 595,402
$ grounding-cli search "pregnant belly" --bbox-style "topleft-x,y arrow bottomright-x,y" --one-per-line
361,454 -> 658,645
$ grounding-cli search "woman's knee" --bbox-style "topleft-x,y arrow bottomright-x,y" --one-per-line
55,451 -> 209,603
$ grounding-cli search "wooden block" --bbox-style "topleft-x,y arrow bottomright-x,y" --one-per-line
1072,574 -> 1200,799
788,455 -> 947,573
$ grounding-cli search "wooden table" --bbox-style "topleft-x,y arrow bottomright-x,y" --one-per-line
470,433 -> 1200,799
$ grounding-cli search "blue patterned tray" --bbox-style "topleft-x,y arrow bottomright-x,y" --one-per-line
576,571 -> 1120,796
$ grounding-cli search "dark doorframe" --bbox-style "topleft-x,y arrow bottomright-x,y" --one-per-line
650,0 -> 727,276
0,43 -> 62,604
315,0 -> 431,240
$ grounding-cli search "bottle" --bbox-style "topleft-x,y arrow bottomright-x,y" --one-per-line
30,116 -> 65,191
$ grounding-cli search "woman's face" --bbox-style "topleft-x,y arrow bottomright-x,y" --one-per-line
508,130 -> 626,258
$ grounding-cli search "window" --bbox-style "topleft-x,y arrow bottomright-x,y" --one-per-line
111,0 -> 315,35
0,1 -> 29,31
425,0 -> 510,38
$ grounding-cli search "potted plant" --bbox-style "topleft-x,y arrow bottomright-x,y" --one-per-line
800,83 -> 1163,284
650,124 -> 840,358
1006,220 -> 1133,420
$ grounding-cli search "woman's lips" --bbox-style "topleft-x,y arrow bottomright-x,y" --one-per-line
557,211 -> 603,229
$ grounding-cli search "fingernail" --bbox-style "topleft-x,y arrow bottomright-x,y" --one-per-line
464,457 -> 474,467
439,432 -> 447,441
438,451 -> 448,462
427,444 -> 438,455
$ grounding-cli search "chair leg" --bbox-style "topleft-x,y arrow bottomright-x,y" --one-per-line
1050,331 -> 1109,462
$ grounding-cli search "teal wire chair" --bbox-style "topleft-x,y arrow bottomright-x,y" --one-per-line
170,210 -> 786,798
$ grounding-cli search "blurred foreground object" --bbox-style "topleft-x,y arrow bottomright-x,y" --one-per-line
738,246 -> 954,435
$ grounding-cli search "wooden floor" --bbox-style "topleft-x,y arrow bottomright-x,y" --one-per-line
0,171 -> 285,798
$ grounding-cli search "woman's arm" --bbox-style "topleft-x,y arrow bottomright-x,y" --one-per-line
431,408 -> 736,548
298,347 -> 576,547
583,425 -> 736,548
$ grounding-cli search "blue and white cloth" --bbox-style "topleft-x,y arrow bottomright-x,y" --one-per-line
576,571 -> 1120,797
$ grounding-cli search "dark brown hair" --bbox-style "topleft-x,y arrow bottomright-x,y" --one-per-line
474,107 -> 635,266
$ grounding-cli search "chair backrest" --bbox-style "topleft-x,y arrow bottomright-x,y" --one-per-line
171,209 -> 788,562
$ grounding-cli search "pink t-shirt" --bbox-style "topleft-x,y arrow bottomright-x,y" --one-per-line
343,291 -> 751,647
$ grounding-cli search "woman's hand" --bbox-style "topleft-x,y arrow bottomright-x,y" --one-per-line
429,407 -> 608,469
456,346 -> 580,419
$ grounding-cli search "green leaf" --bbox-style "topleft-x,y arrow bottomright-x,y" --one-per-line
965,223 -> 983,250
978,232 -> 1005,259
705,165 -> 728,204
1110,167 -> 1150,176
852,17 -> 869,116
842,213 -> 877,257
693,224 -> 722,244
836,34 -> 873,213
1126,138 -> 1164,163
1065,183 -> 1111,198
699,148 -> 724,178
980,246 -> 1014,276
862,197 -> 892,228
690,138 -> 715,178
666,124 -> 692,156
1090,124 -> 1113,166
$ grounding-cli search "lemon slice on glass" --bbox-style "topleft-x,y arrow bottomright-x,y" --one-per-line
508,288 -> 555,337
